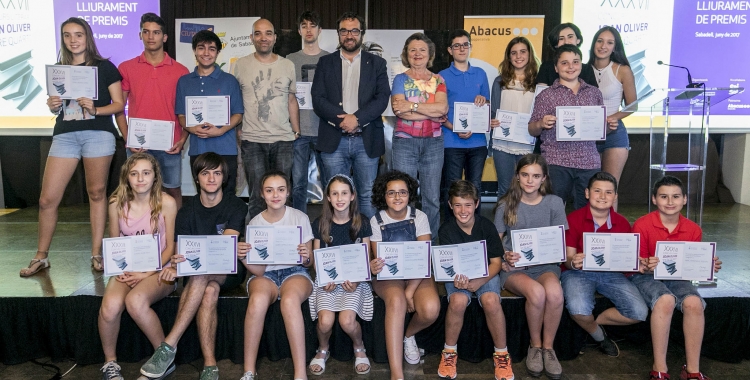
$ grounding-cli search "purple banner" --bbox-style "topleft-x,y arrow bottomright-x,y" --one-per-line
669,2 -> 750,115
53,0 -> 160,67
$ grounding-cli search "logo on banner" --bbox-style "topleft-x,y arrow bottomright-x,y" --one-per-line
180,22 -> 214,43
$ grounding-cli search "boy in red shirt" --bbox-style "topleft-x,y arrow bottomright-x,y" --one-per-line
631,176 -> 721,380
562,172 -> 647,357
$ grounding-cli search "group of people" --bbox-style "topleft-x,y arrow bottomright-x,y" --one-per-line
18,9 -> 721,380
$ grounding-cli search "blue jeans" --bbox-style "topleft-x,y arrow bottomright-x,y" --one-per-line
548,165 -> 599,210
492,150 -> 524,198
292,135 -> 324,214
630,273 -> 705,312
320,135 -> 379,219
442,147 -> 486,220
445,274 -> 502,307
561,270 -> 648,321
392,135 -> 443,242
241,140 -> 294,220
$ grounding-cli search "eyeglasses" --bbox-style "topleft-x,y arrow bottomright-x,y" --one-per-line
386,190 -> 409,198
338,28 -> 362,36
450,42 -> 471,50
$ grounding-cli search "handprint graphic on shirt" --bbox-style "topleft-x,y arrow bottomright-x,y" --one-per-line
251,68 -> 287,122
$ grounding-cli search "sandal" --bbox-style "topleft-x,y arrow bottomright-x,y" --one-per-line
20,253 -> 50,277
354,348 -> 370,375
91,255 -> 104,271
308,349 -> 330,376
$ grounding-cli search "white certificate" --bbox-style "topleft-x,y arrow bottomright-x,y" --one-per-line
46,65 -> 98,100
452,102 -> 490,133
582,233 -> 640,272
126,118 -> 175,151
176,235 -> 238,276
654,241 -> 716,281
528,84 -> 548,114
432,241 -> 490,282
102,235 -> 163,276
376,241 -> 432,280
555,106 -> 607,141
511,225 -> 566,267
245,226 -> 304,265
185,96 -> 230,127
295,82 -> 313,110
314,243 -> 372,286
492,110 -> 535,145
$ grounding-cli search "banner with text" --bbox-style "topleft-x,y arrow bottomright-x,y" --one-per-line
463,15 -> 545,91
174,17 -> 259,73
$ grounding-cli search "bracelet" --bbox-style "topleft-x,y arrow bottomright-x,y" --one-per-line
92,107 -> 98,116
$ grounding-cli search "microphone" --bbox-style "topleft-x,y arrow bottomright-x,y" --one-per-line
657,61 -> 703,88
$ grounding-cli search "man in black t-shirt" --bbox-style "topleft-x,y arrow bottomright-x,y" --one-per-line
140,153 -> 247,380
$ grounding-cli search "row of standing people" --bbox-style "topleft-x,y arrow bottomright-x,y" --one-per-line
96,150 -> 720,380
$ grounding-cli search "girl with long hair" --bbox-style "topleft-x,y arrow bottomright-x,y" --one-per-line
588,26 -> 637,209
493,154 -> 568,380
490,36 -> 541,197
20,17 -> 124,276
98,153 -> 177,379
308,174 -> 373,376
369,170 -> 440,380
239,171 -> 315,380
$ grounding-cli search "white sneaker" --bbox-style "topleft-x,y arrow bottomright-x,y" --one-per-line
240,371 -> 256,380
403,335 -> 421,364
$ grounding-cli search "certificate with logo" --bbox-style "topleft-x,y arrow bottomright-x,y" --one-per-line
452,102 -> 490,133
245,226 -> 304,265
555,106 -> 607,141
176,235 -> 238,276
510,225 -> 566,267
314,243 -> 371,286
126,118 -> 175,151
46,64 -> 98,100
492,110 -> 534,145
582,233 -> 640,272
654,241 -> 716,281
102,235 -> 162,276
376,241 -> 432,280
432,241 -> 489,282
185,96 -> 230,127
295,82 -> 313,110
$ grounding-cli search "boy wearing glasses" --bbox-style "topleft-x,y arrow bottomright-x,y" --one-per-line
312,12 -> 391,219
438,30 -> 490,221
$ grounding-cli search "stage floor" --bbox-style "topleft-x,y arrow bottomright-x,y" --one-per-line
1,202 -> 750,379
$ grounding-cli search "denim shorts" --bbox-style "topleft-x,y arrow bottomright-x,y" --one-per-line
48,130 -> 115,158
629,273 -> 705,312
498,263 -> 561,289
561,270 -> 648,321
596,119 -> 630,153
445,274 -> 502,307
128,149 -> 182,188
246,265 -> 312,298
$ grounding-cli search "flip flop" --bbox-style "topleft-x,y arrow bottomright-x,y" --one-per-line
20,257 -> 50,277
308,349 -> 330,376
91,255 -> 104,271
354,348 -> 370,375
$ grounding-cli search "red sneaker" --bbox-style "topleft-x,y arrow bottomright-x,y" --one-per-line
680,365 -> 711,380
650,370 -> 671,379
437,349 -> 457,379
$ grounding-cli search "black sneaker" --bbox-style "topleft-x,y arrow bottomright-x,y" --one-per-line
598,330 -> 620,357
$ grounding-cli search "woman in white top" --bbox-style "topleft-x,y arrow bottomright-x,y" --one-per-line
490,36 -> 541,198
588,26 -> 637,209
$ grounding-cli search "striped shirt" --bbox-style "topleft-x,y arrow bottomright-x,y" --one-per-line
530,79 -> 603,169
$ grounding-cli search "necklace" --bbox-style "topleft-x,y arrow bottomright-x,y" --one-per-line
593,61 -> 610,84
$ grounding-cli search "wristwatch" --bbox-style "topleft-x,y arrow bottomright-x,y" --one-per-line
294,131 -> 301,138
411,103 -> 419,112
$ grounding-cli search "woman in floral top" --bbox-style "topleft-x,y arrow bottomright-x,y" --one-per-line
390,32 -> 449,242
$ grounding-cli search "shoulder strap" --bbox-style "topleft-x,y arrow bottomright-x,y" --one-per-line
374,211 -> 385,226
410,207 -> 417,221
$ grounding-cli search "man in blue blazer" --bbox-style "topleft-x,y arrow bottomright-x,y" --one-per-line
311,12 -> 390,218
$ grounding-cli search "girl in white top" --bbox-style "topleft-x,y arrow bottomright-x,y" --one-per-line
588,26 -> 637,209
98,153 -> 177,379
238,171 -> 314,380
490,36 -> 541,197
369,170 -> 440,380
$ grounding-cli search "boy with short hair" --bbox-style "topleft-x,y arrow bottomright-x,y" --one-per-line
437,180 -> 513,380
562,172 -> 648,357
631,175 -> 722,380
